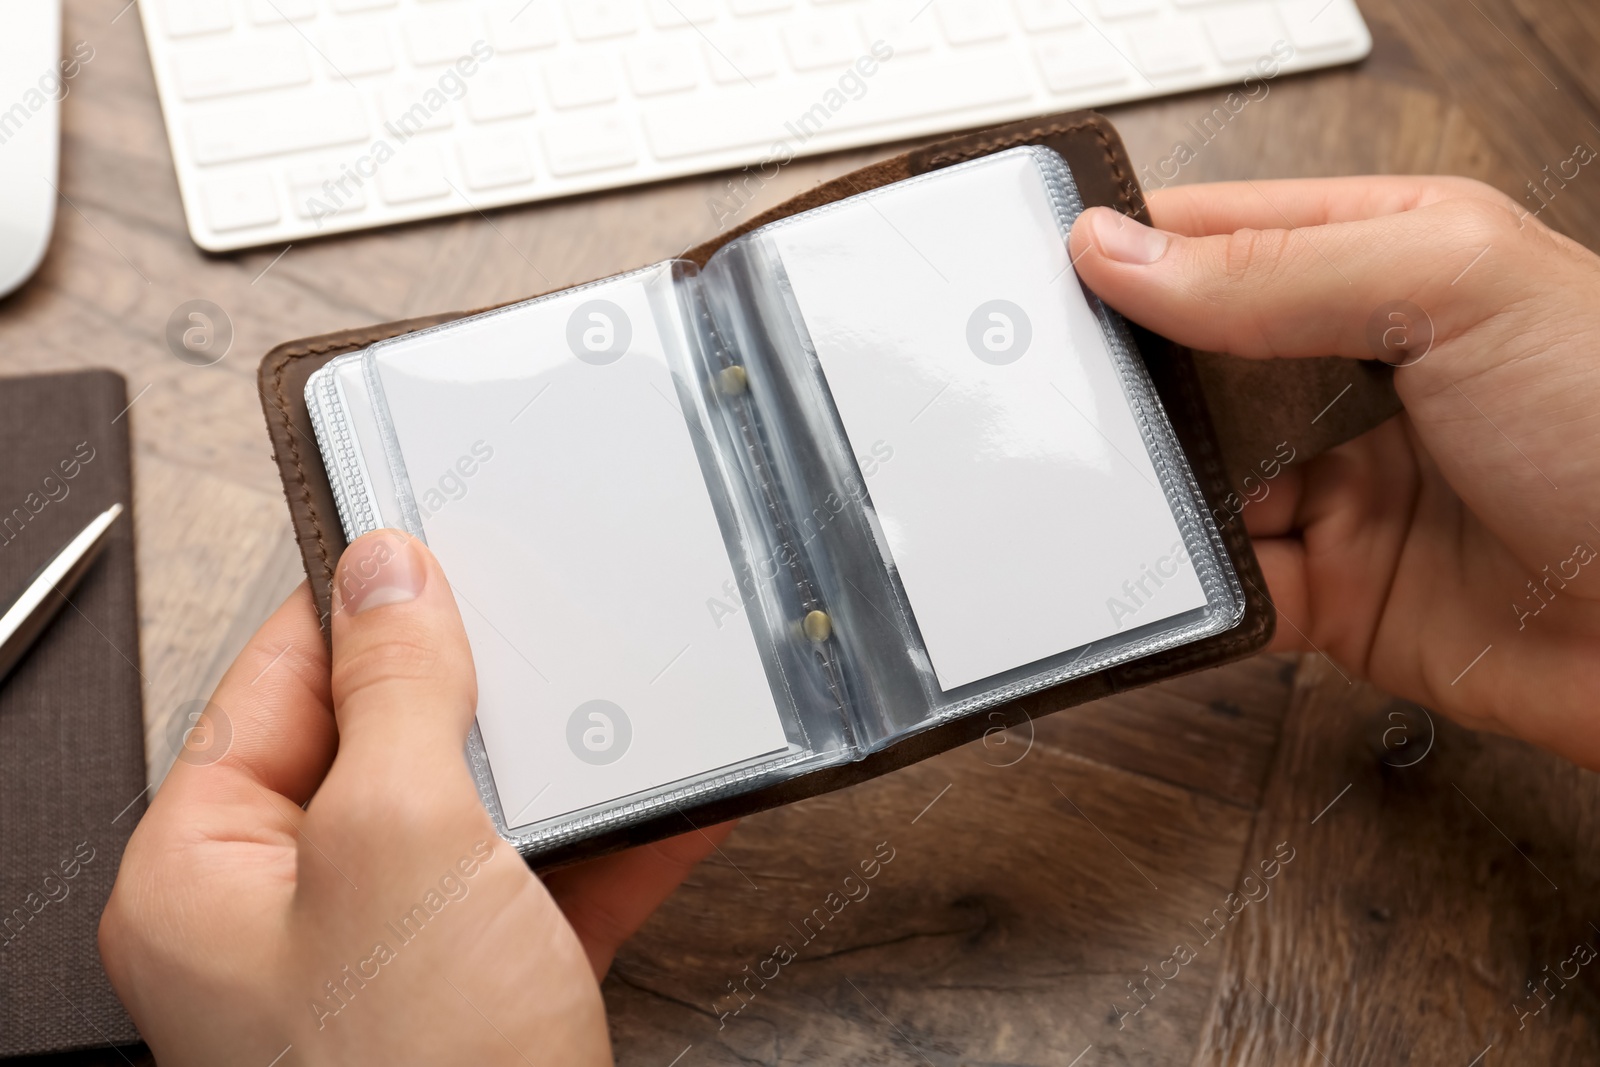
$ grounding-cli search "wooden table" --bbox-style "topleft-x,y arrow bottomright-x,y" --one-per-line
12,1 -> 1599,1063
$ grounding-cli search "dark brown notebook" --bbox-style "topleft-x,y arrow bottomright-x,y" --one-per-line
0,370 -> 145,1058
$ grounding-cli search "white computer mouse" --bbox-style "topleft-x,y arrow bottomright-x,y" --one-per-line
0,0 -> 62,299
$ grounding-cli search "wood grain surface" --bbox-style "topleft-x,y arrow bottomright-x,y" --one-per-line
5,0 -> 1597,1064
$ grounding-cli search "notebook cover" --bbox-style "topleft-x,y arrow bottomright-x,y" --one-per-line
0,370 -> 146,1058
259,111 -> 1402,867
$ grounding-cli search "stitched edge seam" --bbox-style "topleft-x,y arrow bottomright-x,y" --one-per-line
268,352 -> 336,598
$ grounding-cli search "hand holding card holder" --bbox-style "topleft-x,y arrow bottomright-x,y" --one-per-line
262,112 -> 1402,866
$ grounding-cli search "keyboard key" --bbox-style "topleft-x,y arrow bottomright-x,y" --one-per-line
936,1 -> 1009,46
1132,25 -> 1209,76
287,164 -> 369,219
320,25 -> 396,77
378,148 -> 451,203
332,0 -> 396,10
200,173 -> 280,231
729,0 -> 793,13
781,17 -> 863,71
542,115 -> 638,175
379,82 -> 457,133
543,57 -> 620,107
464,65 -> 539,121
645,52 -> 1031,160
1203,5 -> 1288,64
1278,0 -> 1362,51
564,0 -> 639,40
1013,0 -> 1082,32
249,0 -> 317,24
486,1 -> 560,51
648,0 -> 717,28
703,30 -> 780,83
859,12 -> 934,55
174,40 -> 312,100
459,133 -> 537,189
188,93 -> 369,164
161,0 -> 233,37
403,11 -> 488,65
1033,30 -> 1131,92
1094,0 -> 1159,17
627,44 -> 700,96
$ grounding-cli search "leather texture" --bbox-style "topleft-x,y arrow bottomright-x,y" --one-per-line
0,370 -> 145,1056
258,111 -> 1401,868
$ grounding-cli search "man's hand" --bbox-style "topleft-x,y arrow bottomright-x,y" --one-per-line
1071,176 -> 1600,767
101,531 -> 727,1067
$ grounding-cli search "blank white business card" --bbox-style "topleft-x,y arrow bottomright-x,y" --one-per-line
767,149 -> 1209,690
367,265 -> 792,827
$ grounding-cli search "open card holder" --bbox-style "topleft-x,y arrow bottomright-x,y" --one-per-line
260,112 -> 1410,865
301,140 -> 1253,859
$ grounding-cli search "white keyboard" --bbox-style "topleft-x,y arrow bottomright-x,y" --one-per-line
140,0 -> 1371,251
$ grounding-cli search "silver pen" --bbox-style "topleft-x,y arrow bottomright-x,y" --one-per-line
0,503 -> 124,685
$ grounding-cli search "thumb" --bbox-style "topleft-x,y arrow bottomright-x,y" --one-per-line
1067,200 -> 1511,363
327,529 -> 479,790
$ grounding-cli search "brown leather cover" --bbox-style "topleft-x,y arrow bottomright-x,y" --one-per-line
0,370 -> 146,1057
258,111 -> 1402,868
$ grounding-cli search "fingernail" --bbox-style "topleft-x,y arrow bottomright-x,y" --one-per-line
336,532 -> 426,615
1084,209 -> 1170,265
